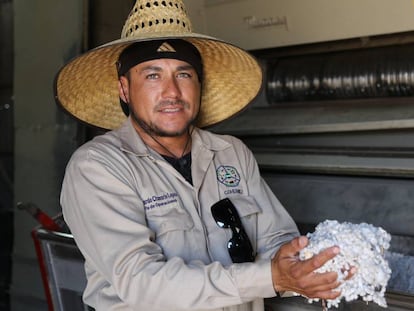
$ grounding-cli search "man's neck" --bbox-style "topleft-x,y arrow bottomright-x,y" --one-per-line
132,121 -> 192,158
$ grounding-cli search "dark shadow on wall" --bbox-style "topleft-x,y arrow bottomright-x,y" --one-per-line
0,0 -> 14,310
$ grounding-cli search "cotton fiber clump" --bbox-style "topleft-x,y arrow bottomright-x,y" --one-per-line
299,220 -> 392,309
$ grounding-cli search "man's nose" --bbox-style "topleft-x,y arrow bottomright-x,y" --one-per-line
162,77 -> 181,98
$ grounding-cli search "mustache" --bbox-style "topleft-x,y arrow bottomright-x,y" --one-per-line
155,99 -> 190,110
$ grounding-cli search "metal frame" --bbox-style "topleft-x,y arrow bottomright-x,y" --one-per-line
32,228 -> 88,311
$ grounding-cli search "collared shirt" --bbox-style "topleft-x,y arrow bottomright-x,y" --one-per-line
61,118 -> 299,311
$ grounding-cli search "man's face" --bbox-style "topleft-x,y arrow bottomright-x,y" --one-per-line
119,58 -> 201,137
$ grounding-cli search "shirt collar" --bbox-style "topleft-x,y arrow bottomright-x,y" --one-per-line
115,116 -> 232,156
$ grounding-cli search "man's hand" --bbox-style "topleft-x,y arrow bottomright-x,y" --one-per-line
271,236 -> 352,300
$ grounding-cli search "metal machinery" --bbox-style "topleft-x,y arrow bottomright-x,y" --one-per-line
201,1 -> 414,309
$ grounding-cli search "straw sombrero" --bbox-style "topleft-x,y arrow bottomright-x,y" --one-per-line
54,0 -> 263,130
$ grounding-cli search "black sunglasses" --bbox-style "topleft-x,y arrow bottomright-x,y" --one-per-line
211,198 -> 255,263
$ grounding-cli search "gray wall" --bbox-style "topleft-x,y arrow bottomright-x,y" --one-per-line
11,1 -> 134,310
12,1 -> 83,309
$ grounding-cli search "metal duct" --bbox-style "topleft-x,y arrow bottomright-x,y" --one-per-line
267,44 -> 414,103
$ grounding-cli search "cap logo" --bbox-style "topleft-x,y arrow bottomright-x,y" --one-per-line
157,42 -> 176,53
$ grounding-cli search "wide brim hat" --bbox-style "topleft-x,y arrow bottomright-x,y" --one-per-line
54,0 -> 263,130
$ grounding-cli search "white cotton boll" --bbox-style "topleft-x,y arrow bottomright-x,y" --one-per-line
298,220 -> 392,309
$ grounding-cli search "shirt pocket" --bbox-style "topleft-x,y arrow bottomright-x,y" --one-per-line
209,195 -> 262,264
228,195 -> 262,251
145,201 -> 198,259
145,201 -> 194,237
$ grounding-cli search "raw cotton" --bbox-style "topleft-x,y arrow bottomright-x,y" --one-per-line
299,220 -> 391,309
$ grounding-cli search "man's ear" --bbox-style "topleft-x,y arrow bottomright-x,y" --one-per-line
118,76 -> 129,103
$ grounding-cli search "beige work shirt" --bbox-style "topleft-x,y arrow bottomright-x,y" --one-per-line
61,118 -> 299,311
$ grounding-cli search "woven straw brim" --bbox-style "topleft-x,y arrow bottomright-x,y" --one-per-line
55,33 -> 262,130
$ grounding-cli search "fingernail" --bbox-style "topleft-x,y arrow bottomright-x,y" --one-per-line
299,236 -> 307,246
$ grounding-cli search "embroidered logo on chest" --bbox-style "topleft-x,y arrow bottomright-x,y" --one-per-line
216,165 -> 241,187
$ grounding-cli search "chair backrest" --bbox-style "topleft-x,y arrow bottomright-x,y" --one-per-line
32,227 -> 89,311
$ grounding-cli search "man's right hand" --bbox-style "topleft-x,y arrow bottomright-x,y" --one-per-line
271,236 -> 350,300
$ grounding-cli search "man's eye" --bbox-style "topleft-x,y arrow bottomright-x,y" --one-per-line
177,72 -> 192,78
146,73 -> 159,79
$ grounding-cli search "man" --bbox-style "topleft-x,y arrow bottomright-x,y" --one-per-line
55,1 -> 350,310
